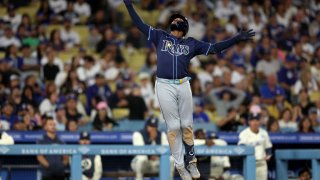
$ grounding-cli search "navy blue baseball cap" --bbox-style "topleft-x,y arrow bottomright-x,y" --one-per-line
145,116 -> 159,128
80,131 -> 90,140
248,113 -> 260,121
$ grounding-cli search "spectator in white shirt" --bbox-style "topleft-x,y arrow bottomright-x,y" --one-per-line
74,0 -> 91,18
278,108 -> 298,132
248,11 -> 265,41
214,0 -> 239,23
2,5 -> 22,32
186,12 -> 206,40
256,48 -> 281,79
76,55 -> 101,86
39,92 -> 58,115
60,19 -> 80,49
0,27 -> 21,49
49,0 -> 67,14
138,72 -> 155,110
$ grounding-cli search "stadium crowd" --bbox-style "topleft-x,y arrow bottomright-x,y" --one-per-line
0,0 -> 319,135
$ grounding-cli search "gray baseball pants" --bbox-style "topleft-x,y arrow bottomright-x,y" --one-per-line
155,78 -> 196,166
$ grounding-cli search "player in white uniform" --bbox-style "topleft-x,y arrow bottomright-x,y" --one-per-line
130,116 -> 174,180
238,113 -> 272,180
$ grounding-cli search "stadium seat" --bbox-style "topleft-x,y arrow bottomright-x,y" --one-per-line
112,108 -> 130,120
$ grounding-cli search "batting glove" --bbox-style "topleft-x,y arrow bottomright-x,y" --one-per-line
123,0 -> 132,5
237,29 -> 255,41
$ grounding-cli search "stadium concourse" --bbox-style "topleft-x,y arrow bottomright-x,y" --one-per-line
0,0 -> 320,180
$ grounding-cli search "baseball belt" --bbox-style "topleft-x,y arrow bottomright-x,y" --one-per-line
156,77 -> 191,85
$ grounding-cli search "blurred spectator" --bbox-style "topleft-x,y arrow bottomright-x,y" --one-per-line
207,87 -> 245,117
186,12 -> 206,40
127,85 -> 148,120
298,168 -> 311,180
65,94 -> 87,126
36,0 -> 54,24
2,5 -> 22,31
248,11 -> 265,40
193,100 -> 209,123
96,27 -> 117,53
299,117 -> 314,133
266,90 -> 292,119
296,89 -> 315,117
0,131 -> 14,145
308,107 -> 320,128
79,131 -> 102,180
0,27 -> 21,50
140,49 -> 157,76
42,51 -> 60,82
125,25 -> 147,49
60,68 -> 83,94
21,85 -> 38,108
74,0 -> 91,18
61,1 -> 80,24
88,26 -> 102,50
49,0 -> 67,14
77,55 -> 101,86
197,61 -> 214,90
266,117 -> 280,133
39,91 -> 58,115
256,48 -> 280,79
49,29 -> 66,51
217,107 -> 245,132
138,72 -> 155,109
37,117 -> 69,180
88,10 -> 111,32
214,0 -> 239,23
278,108 -> 298,132
0,102 -> 19,130
277,54 -> 299,97
54,104 -> 67,131
293,69 -> 319,96
5,45 -> 23,70
66,119 -> 78,132
14,112 -> 38,131
54,62 -> 71,88
92,101 -> 117,131
259,74 -> 286,105
21,45 -> 40,74
130,116 -> 174,180
238,113 -> 272,180
60,19 -> 80,49
86,73 -> 112,111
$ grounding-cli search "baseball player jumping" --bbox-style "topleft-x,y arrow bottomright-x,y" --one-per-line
123,1 -> 255,179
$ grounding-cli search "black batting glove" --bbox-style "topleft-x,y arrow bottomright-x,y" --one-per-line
123,0 -> 132,5
237,29 -> 255,41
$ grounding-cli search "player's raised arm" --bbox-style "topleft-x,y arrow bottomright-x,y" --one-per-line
210,29 -> 255,54
123,0 -> 150,36
195,29 -> 255,55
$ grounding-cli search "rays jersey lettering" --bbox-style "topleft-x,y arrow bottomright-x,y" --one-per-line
161,40 -> 189,56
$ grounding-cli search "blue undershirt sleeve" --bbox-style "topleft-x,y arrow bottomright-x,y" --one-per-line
124,3 -> 150,36
209,35 -> 240,54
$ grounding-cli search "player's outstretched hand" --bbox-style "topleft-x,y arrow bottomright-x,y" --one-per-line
237,29 -> 255,41
123,0 -> 132,5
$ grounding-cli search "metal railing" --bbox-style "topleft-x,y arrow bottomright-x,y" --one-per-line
0,145 -> 255,180
276,149 -> 320,180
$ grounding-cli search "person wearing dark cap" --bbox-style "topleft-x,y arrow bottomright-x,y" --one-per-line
193,129 -> 234,180
131,116 -> 174,180
238,113 -> 272,180
79,131 -> 102,180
